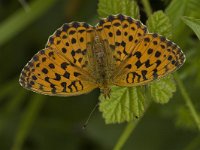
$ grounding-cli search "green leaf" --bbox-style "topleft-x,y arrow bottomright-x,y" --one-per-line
99,86 -> 147,124
182,16 -> 200,40
165,0 -> 187,39
188,0 -> 200,10
165,0 -> 188,29
99,10 -> 176,123
146,10 -> 172,38
148,75 -> 176,104
187,0 -> 200,17
98,0 -> 143,124
98,0 -> 139,19
146,11 -> 176,104
165,0 -> 198,39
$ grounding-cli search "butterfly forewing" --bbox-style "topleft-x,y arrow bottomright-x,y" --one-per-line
19,22 -> 98,96
46,22 -> 95,69
96,14 -> 147,66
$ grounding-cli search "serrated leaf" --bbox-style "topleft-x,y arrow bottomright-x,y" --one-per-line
98,0 -> 144,124
146,10 -> 172,38
99,86 -> 147,124
148,75 -> 176,104
98,0 -> 139,19
146,11 -> 176,104
182,16 -> 200,40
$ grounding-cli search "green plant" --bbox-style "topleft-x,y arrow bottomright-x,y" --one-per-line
0,0 -> 200,150
98,0 -> 200,149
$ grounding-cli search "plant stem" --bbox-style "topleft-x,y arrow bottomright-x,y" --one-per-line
141,0 -> 152,17
113,121 -> 139,150
175,73 -> 200,130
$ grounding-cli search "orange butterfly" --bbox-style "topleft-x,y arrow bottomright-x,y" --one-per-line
19,14 -> 185,98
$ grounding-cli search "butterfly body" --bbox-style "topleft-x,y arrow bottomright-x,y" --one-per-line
19,14 -> 185,97
91,35 -> 113,97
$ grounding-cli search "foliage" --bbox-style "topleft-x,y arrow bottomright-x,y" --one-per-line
148,75 -> 176,104
98,5 -> 177,124
0,0 -> 200,150
146,10 -> 172,38
0,0 -> 56,46
99,86 -> 147,124
182,16 -> 200,40
98,0 -> 139,19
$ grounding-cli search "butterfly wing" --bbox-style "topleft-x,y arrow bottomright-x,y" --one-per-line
19,22 -> 98,96
112,33 -> 185,86
96,14 -> 185,86
96,14 -> 147,67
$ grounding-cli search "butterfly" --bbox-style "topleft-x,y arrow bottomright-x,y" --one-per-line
19,14 -> 185,98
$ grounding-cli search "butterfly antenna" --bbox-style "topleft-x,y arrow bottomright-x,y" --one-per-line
82,102 -> 99,129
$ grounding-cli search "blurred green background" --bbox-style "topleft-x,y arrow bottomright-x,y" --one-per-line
0,0 -> 200,150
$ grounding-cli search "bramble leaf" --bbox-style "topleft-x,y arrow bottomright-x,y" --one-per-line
98,0 -> 139,19
146,10 -> 172,38
148,75 -> 176,104
146,11 -> 176,104
98,0 -> 144,124
99,86 -> 147,124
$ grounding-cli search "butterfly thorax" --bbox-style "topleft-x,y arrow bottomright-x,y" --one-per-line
92,35 -> 112,97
